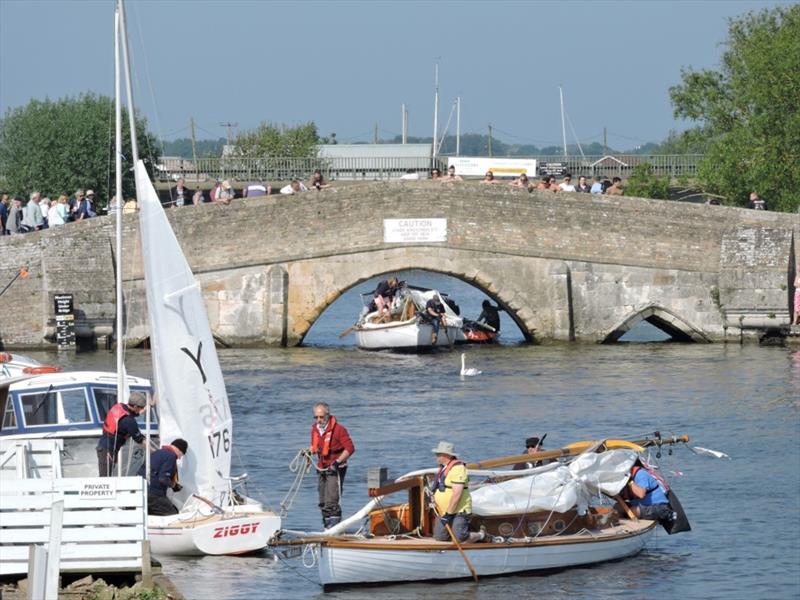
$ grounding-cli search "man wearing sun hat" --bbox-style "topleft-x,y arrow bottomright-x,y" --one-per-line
430,441 -> 487,543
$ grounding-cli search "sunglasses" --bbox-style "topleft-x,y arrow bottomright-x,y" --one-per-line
314,415 -> 329,421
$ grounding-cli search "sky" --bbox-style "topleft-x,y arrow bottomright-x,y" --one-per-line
0,0 -> 790,149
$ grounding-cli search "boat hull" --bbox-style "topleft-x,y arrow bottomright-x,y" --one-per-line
355,322 -> 461,351
149,508 -> 281,556
318,521 -> 656,587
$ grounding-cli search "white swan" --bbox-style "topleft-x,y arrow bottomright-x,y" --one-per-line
460,353 -> 482,377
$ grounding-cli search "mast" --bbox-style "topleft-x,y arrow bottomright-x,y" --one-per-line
456,96 -> 461,156
401,104 -> 407,144
432,62 -> 439,163
114,2 -> 123,408
117,0 -> 150,479
559,86 -> 567,157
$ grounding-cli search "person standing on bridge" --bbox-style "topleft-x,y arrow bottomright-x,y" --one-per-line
309,402 -> 355,529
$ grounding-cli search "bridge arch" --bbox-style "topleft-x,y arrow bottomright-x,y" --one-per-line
290,253 -> 540,345
601,304 -> 711,343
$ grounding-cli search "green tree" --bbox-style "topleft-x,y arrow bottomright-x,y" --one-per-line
625,162 -> 671,200
0,93 -> 159,209
669,5 -> 800,212
234,122 -> 319,158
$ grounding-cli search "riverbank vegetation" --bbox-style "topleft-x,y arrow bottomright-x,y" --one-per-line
668,5 -> 799,212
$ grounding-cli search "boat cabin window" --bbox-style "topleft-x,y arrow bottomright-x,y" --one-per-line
93,388 -> 156,424
20,391 -> 59,426
1,390 -> 16,430
60,388 -> 91,423
19,388 -> 91,427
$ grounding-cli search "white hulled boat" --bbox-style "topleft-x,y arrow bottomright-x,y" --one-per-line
352,286 -> 463,351
275,435 -> 691,590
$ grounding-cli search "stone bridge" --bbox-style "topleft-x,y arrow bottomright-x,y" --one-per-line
1,182 -> 797,349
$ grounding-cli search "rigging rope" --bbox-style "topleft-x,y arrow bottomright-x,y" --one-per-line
280,449 -> 314,517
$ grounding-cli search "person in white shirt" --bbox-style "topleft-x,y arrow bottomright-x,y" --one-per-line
280,180 -> 308,194
558,174 -> 576,192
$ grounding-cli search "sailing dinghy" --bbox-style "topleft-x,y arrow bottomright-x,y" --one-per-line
274,434 -> 691,589
113,0 -> 279,554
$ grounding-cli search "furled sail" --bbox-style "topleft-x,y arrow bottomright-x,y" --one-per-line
471,449 -> 637,516
136,162 -> 233,507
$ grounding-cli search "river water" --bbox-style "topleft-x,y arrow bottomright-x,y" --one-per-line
29,271 -> 799,599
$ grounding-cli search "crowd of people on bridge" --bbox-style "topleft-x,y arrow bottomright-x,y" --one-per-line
0,189 -> 106,234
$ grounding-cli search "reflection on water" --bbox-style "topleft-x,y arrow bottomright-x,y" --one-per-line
24,340 -> 800,600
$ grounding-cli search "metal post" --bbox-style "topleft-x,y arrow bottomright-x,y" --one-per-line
401,104 -> 407,144
114,4 -> 124,412
488,124 -> 493,158
559,86 -> 568,157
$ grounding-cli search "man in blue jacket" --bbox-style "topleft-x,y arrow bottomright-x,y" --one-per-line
626,461 -> 675,524
139,438 -> 188,516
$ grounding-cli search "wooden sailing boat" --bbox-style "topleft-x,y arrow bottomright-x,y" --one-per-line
275,434 -> 690,589
114,0 -> 279,555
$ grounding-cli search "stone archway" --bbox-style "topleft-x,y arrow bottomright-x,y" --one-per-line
602,304 -> 711,343
286,248 -> 543,346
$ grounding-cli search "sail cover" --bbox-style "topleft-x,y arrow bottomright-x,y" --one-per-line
136,162 -> 232,506
471,449 -> 637,516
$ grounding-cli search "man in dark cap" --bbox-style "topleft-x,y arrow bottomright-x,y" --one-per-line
140,438 -> 188,516
96,392 -> 148,476
513,435 -> 549,470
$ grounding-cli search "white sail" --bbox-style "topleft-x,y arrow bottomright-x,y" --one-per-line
135,161 -> 232,506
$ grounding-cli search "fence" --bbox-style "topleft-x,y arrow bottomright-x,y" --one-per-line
0,475 -> 149,577
0,439 -> 63,481
156,154 -> 703,183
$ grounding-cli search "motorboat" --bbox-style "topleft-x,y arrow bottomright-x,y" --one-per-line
273,434 -> 692,590
0,371 -> 155,478
0,352 -> 62,380
350,285 -> 463,351
457,320 -> 499,344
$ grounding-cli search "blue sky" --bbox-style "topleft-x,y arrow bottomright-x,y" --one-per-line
0,0 -> 788,149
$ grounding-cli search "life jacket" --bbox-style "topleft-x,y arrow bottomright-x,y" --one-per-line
432,458 -> 466,492
310,416 -> 340,458
631,464 -> 670,493
102,404 -> 132,437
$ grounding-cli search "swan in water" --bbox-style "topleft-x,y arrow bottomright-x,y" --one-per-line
460,353 -> 481,377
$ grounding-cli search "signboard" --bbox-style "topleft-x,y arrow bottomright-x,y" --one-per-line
53,293 -> 76,350
384,219 -> 447,243
539,162 -> 568,177
447,157 -> 537,178
78,480 -> 117,500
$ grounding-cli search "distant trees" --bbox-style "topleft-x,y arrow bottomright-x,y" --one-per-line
624,163 -> 671,200
233,122 -> 320,158
0,93 -> 159,208
668,5 -> 800,211
161,137 -> 226,158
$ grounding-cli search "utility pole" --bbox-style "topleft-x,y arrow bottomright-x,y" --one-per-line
456,96 -> 461,156
603,126 -> 608,156
220,121 -> 237,146
488,123 -> 493,157
189,117 -> 198,165
401,104 -> 407,144
374,123 -> 379,145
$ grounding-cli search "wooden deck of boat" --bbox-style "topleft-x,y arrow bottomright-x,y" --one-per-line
324,519 -> 656,550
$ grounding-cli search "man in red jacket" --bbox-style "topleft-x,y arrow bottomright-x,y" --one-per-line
310,402 -> 355,529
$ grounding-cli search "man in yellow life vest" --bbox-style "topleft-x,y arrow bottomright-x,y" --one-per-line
430,441 -> 488,543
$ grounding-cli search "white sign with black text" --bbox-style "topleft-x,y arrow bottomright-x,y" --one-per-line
79,481 -> 117,500
383,218 -> 447,243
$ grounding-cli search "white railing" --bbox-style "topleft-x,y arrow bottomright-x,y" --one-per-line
0,439 -> 63,481
0,476 -> 149,577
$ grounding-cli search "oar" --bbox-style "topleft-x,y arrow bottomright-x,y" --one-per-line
424,486 -> 478,582
442,318 -> 454,350
444,521 -> 478,583
338,324 -> 357,338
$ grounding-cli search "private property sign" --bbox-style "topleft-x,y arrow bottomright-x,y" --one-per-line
79,481 -> 117,500
383,219 -> 447,243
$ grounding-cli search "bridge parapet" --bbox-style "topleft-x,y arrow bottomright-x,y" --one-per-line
0,182 -> 797,348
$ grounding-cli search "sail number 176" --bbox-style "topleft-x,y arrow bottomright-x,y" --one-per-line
208,428 -> 230,458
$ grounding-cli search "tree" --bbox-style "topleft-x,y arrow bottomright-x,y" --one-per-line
0,93 -> 159,209
625,163 -> 671,200
669,5 -> 800,211
234,122 -> 319,158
